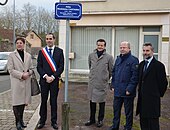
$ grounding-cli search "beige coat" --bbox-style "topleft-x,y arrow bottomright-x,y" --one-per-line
88,49 -> 114,102
7,50 -> 33,106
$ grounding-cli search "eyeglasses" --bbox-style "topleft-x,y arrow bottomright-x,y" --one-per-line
46,38 -> 53,40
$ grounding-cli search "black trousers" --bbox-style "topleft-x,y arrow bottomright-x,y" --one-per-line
140,117 -> 160,130
89,100 -> 105,122
13,104 -> 25,125
39,81 -> 59,124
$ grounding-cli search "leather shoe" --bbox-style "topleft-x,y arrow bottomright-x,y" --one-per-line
16,122 -> 23,130
51,123 -> 58,129
96,120 -> 103,127
37,123 -> 45,129
20,120 -> 27,128
107,126 -> 118,130
85,120 -> 95,126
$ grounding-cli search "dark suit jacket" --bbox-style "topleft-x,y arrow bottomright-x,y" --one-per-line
136,57 -> 168,118
37,46 -> 64,85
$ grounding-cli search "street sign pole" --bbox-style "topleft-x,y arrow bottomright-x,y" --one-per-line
64,19 -> 70,102
55,3 -> 82,130
55,2 -> 82,103
62,19 -> 70,130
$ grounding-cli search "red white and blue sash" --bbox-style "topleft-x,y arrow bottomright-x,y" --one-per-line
41,47 -> 57,72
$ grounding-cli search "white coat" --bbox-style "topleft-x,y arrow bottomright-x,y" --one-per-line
7,50 -> 33,106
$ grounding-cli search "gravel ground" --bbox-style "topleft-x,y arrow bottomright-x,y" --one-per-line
68,82 -> 170,130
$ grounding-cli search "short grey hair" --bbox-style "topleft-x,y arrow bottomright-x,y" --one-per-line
120,41 -> 131,49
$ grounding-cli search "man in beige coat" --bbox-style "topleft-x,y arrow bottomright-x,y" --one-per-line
85,39 -> 114,128
7,37 -> 33,130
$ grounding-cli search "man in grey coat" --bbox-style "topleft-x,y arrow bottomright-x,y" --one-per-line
85,39 -> 114,128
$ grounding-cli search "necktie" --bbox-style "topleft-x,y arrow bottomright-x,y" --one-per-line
143,60 -> 149,72
49,48 -> 52,56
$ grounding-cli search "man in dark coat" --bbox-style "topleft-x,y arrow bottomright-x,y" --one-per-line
136,42 -> 168,130
108,41 -> 139,130
37,33 -> 64,129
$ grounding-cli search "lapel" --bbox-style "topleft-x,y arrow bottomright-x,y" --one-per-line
98,54 -> 104,61
14,50 -> 24,64
95,53 -> 98,60
14,50 -> 28,66
96,49 -> 106,61
142,57 -> 156,78
140,61 -> 145,79
24,51 -> 27,65
52,46 -> 58,58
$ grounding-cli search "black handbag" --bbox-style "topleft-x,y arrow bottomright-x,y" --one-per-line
31,70 -> 40,96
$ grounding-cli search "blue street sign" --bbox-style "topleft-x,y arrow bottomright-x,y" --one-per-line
55,2 -> 82,20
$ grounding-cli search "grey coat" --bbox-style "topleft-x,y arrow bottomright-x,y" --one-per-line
7,50 -> 33,106
88,49 -> 114,102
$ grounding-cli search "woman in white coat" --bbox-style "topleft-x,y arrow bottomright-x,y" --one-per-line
7,37 -> 33,130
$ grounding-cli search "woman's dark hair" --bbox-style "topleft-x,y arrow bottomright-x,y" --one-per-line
96,39 -> 106,46
15,37 -> 25,44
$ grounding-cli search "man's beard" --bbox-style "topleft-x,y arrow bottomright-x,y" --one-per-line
143,55 -> 151,59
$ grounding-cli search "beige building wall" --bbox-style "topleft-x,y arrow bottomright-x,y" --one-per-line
63,0 -> 170,13
71,13 -> 169,26
59,0 -> 170,75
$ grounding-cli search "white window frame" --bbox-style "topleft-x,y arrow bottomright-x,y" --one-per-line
141,29 -> 161,61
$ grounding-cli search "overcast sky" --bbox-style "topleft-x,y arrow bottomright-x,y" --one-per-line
0,0 -> 59,11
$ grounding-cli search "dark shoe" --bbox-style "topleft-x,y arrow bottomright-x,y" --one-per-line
85,120 -> 95,126
51,123 -> 58,129
37,123 -> 45,129
16,122 -> 23,130
123,125 -> 132,130
96,121 -> 103,127
107,126 -> 118,130
20,120 -> 27,128
123,128 -> 132,130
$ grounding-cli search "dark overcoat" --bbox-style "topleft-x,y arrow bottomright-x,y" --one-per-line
37,46 -> 64,85
136,57 -> 168,118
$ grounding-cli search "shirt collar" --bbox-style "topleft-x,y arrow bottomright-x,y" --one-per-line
145,56 -> 153,64
47,45 -> 55,50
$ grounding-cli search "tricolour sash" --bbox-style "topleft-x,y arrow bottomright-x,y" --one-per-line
41,47 -> 57,72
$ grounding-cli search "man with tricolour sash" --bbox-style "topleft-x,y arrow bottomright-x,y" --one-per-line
37,33 -> 64,130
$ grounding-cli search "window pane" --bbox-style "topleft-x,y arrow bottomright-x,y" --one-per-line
71,27 -> 112,70
144,35 -> 158,53
143,26 -> 160,32
115,27 -> 139,57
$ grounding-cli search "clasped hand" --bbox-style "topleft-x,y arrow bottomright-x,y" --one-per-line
45,75 -> 54,83
22,72 -> 30,80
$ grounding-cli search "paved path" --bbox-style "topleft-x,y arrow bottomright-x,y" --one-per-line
1,82 -> 170,130
0,90 -> 40,130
